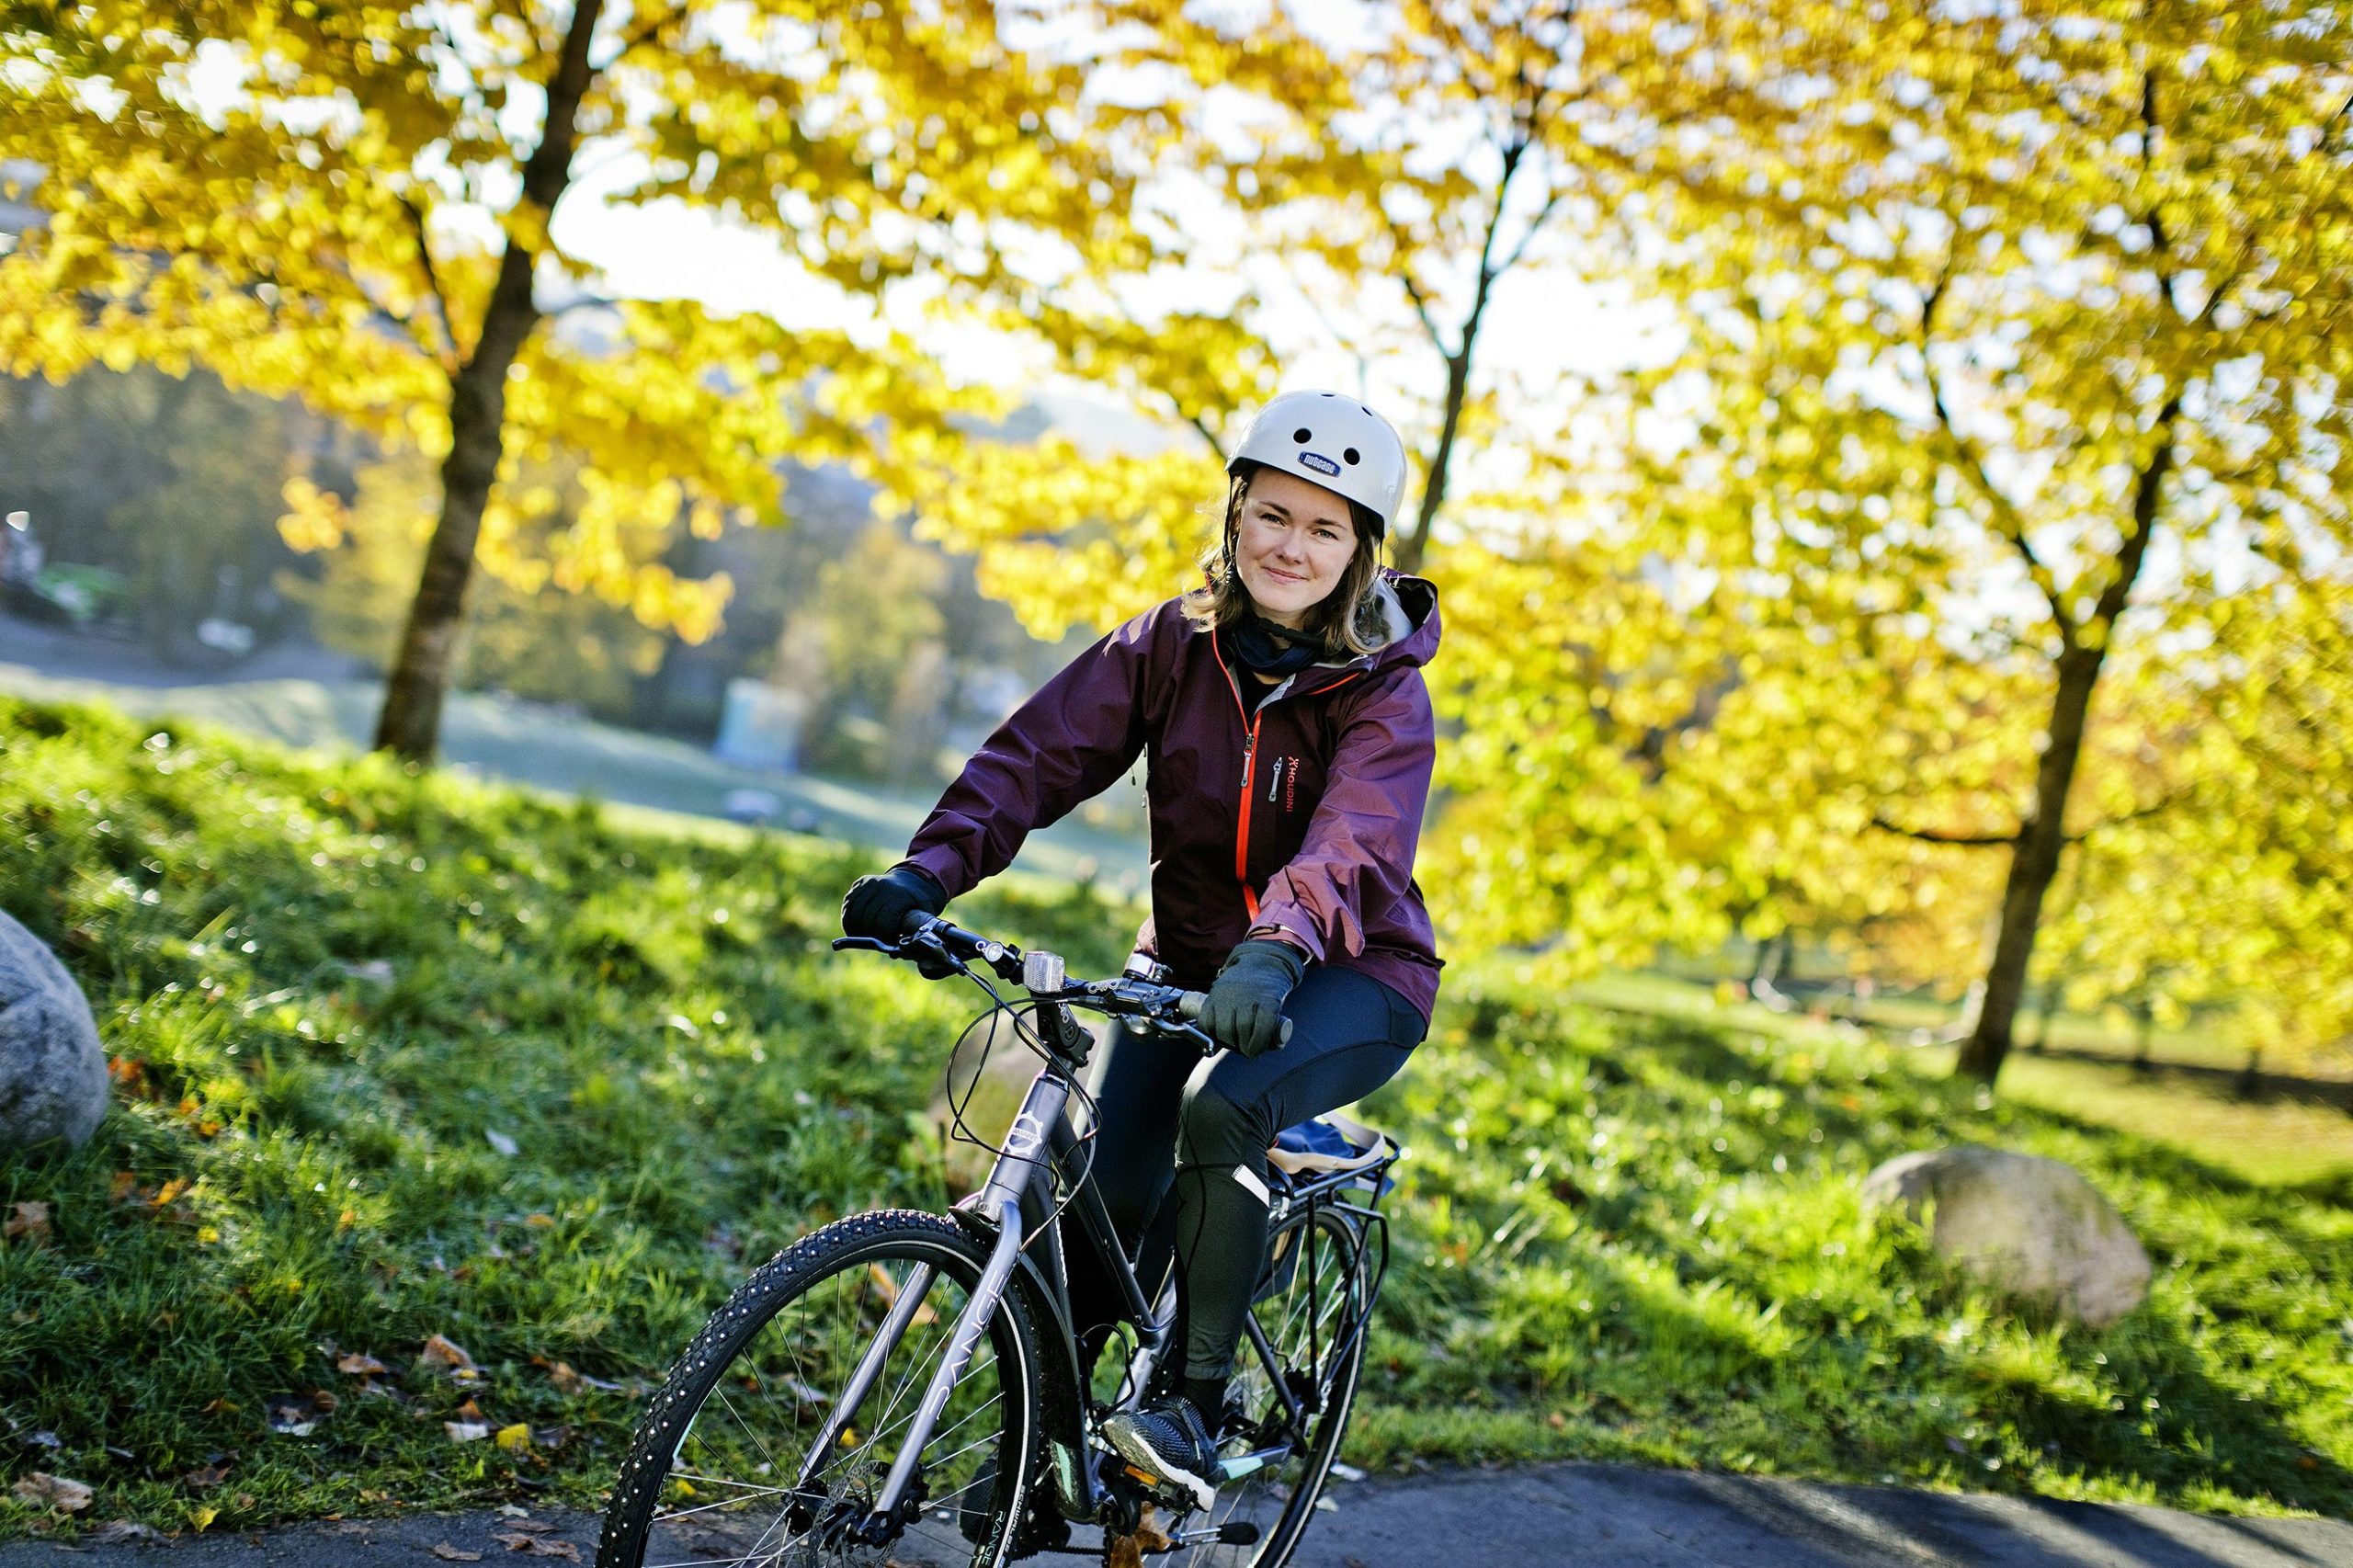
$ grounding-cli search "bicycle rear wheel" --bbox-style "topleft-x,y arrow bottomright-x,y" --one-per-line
1184,1203 -> 1370,1568
597,1210 -> 1039,1568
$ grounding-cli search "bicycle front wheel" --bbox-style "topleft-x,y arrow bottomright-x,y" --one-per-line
597,1209 -> 1040,1568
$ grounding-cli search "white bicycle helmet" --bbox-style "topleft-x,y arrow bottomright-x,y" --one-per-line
1226,391 -> 1409,539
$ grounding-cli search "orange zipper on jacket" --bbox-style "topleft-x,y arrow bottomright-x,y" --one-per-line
1212,631 -> 1372,926
1213,629 -> 1264,920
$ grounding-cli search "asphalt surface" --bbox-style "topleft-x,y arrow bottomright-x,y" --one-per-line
3,1462 -> 2348,1567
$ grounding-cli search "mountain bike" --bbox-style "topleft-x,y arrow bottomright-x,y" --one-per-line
596,915 -> 1401,1568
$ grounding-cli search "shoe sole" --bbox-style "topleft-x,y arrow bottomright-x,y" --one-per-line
1102,1419 -> 1219,1513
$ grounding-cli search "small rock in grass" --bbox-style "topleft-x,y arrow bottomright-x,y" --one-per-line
1862,1144 -> 2151,1327
0,909 -> 108,1154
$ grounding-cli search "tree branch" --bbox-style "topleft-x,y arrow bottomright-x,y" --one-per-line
1918,258 -> 2076,645
2086,390 -> 2183,632
605,1 -> 688,65
1388,228 -> 1448,356
1187,413 -> 1228,465
1870,813 -> 2021,847
2063,790 -> 2185,842
400,192 -> 460,375
1496,179 -> 1568,277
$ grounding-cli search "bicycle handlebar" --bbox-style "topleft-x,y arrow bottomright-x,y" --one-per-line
832,915 -> 1236,1051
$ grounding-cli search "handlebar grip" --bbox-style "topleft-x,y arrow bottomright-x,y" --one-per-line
1172,993 -> 1290,1050
900,908 -> 937,938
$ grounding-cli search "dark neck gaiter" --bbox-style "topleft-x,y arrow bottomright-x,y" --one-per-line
1225,612 -> 1323,678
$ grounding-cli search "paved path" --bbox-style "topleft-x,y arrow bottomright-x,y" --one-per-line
3,1462 -> 2347,1567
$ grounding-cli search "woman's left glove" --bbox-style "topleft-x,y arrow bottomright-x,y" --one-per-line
841,865 -> 949,940
1200,938 -> 1305,1058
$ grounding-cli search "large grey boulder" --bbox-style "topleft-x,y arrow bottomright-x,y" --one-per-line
0,909 -> 108,1153
1861,1145 -> 2150,1328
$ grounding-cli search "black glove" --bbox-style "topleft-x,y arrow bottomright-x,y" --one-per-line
841,865 -> 948,940
1199,938 -> 1304,1059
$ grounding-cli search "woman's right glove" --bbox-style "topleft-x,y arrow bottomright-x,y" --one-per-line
1199,938 -> 1304,1058
840,864 -> 949,940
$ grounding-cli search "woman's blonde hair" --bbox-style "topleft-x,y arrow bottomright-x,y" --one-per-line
1181,464 -> 1390,658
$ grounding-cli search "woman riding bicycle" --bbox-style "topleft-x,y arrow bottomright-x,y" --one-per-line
840,391 -> 1441,1513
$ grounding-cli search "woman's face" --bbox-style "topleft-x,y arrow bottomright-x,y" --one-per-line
1233,469 -> 1359,630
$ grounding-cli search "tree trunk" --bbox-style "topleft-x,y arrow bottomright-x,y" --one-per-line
1392,350 -> 1469,578
1954,646 -> 2105,1083
1956,405 -> 2178,1085
373,0 -> 608,760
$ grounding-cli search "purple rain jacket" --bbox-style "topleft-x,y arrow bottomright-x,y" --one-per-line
897,571 -> 1445,1022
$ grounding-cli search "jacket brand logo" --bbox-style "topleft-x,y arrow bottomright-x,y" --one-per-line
1297,451 -> 1341,476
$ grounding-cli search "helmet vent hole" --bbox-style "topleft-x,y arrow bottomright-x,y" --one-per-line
1292,427 -> 1312,443
1343,448 -> 1360,464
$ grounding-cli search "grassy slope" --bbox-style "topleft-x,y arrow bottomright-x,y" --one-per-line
1,696 -> 2347,1539
1574,972 -> 2353,1189
1357,973 -> 2353,1517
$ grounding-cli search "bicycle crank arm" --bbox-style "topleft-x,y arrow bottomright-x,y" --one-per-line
1213,1444 -> 1291,1483
1168,1520 -> 1263,1548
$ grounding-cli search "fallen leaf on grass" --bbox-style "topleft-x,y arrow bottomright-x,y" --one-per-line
338,1352 -> 389,1376
4,1201 -> 50,1245
492,1532 -> 579,1559
189,1505 -> 219,1532
9,1473 -> 92,1513
444,1422 -> 492,1443
494,1424 -> 533,1453
454,1398 -> 487,1421
418,1327 -> 477,1365
484,1130 -> 519,1158
540,1360 -> 623,1394
85,1521 -> 167,1545
429,1545 -> 483,1562
182,1461 -> 231,1490
268,1402 -> 319,1436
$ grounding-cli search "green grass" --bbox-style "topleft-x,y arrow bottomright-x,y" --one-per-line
1,694 -> 2347,1538
1575,971 -> 2353,1189
0,695 -> 1135,1537
1353,970 -> 2353,1517
1992,1052 -> 2353,1188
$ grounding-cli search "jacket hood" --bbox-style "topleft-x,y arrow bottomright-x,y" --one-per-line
1365,570 -> 1440,673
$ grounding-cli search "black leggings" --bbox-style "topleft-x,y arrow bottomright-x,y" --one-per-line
1064,964 -> 1427,1383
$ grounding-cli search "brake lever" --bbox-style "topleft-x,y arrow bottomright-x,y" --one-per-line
831,937 -> 897,953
